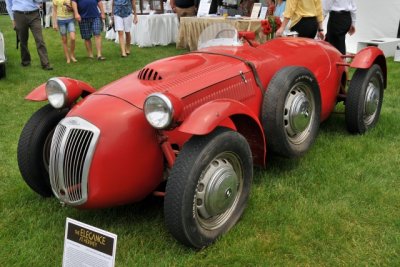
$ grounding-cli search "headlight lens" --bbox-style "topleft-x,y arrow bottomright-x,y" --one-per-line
144,93 -> 173,129
46,78 -> 68,109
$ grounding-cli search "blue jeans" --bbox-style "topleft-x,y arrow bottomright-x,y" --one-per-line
58,19 -> 75,36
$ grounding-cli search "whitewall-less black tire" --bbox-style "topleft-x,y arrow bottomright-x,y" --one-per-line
164,127 -> 253,249
17,104 -> 69,197
345,64 -> 384,134
262,66 -> 321,158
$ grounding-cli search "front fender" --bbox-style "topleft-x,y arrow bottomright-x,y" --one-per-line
179,99 -> 266,166
351,47 -> 387,88
25,77 -> 97,103
179,99 -> 259,135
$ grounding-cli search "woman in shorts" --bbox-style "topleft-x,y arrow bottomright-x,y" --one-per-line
52,0 -> 77,63
112,0 -> 138,57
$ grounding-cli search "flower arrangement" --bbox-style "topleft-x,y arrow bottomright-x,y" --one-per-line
261,16 -> 282,39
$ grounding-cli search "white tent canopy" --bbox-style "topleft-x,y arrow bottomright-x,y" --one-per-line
325,0 -> 400,54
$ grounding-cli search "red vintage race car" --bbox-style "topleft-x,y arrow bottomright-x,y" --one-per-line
18,24 -> 386,249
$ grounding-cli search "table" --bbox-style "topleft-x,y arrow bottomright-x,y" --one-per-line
105,13 -> 179,47
357,38 -> 400,57
176,16 -> 267,51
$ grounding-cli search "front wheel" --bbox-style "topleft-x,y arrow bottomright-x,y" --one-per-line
345,64 -> 384,134
17,104 -> 69,197
164,127 -> 253,249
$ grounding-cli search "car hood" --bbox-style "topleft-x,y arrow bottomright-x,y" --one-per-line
95,52 -> 250,109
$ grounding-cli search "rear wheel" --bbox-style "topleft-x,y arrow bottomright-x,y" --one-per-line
164,127 -> 253,248
17,104 -> 69,197
262,66 -> 321,158
345,64 -> 384,134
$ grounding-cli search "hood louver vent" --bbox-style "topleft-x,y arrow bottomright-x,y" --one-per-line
138,68 -> 162,81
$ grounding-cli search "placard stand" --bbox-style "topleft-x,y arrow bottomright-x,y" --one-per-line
63,218 -> 117,267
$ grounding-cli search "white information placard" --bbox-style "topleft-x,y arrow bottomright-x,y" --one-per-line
250,3 -> 261,19
63,218 -> 117,267
394,48 -> 400,62
259,6 -> 268,19
197,0 -> 212,17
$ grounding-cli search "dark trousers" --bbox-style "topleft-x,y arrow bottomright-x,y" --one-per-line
291,17 -> 318,38
14,11 -> 50,67
326,11 -> 352,54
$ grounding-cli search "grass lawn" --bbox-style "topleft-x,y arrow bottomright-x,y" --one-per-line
1,15 -> 399,266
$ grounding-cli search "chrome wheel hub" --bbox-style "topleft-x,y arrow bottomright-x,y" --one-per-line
195,153 -> 242,230
284,84 -> 314,144
364,80 -> 380,124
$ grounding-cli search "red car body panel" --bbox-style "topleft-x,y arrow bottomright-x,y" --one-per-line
66,95 -> 164,208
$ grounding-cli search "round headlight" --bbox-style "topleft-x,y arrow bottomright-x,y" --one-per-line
144,93 -> 173,129
46,78 -> 68,109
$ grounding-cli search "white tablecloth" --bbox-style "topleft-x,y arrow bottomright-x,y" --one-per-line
106,14 -> 179,47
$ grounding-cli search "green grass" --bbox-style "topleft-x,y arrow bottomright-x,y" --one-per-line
1,15 -> 400,266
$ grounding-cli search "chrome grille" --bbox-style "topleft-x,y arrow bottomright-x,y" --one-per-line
49,117 -> 100,206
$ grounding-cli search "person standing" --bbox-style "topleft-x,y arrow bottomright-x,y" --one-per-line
72,0 -> 106,60
111,0 -> 138,57
267,0 -> 275,16
170,0 -> 197,20
276,0 -> 324,39
323,0 -> 356,54
274,0 -> 286,18
5,0 -> 53,70
45,0 -> 53,28
52,0 -> 77,63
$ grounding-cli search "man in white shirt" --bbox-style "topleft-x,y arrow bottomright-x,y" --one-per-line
323,0 -> 357,54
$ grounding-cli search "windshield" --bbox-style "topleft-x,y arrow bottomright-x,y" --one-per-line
197,23 -> 243,50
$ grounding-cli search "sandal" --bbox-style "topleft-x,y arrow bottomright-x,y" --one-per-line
97,56 -> 106,61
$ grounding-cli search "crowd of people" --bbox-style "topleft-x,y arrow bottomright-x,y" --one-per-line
5,0 -> 138,70
5,0 -> 356,70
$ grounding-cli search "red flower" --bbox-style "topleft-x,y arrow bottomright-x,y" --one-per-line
263,25 -> 272,34
261,20 -> 269,27
274,16 -> 282,28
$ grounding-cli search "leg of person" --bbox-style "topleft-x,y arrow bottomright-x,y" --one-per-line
62,35 -> 70,63
85,39 -> 93,58
123,15 -> 132,55
125,32 -> 131,55
92,17 -> 105,60
80,18 -> 94,58
118,31 -> 126,56
67,19 -> 77,62
45,2 -> 53,28
58,21 -> 70,63
114,16 -> 127,56
326,11 -> 352,54
29,11 -> 52,69
14,12 -> 31,66
70,33 -> 77,62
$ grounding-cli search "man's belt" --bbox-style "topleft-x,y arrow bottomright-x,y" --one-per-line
330,10 -> 350,14
14,10 -> 39,15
